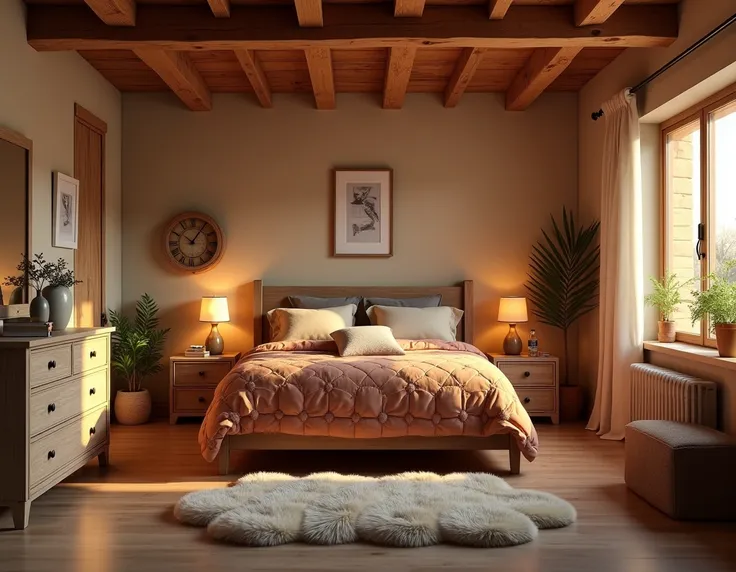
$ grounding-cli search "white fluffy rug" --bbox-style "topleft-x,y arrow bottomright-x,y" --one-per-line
175,472 -> 576,548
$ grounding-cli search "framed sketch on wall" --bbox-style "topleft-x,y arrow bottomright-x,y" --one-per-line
333,169 -> 392,257
52,172 -> 80,249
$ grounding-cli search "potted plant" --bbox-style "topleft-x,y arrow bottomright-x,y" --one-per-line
526,207 -> 600,421
644,271 -> 689,343
3,253 -> 54,322
42,258 -> 81,331
688,260 -> 736,357
109,293 -> 170,425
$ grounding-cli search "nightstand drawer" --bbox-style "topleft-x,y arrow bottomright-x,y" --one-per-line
498,362 -> 555,387
174,388 -> 215,412
174,362 -> 231,387
516,388 -> 555,413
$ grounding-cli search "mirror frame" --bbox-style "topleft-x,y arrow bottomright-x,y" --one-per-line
0,125 -> 32,319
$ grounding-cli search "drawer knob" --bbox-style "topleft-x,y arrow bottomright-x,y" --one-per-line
48,360 -> 56,370
523,397 -> 531,404
90,350 -> 97,358
198,396 -> 207,403
48,450 -> 56,460
523,371 -> 531,378
198,371 -> 206,377
90,427 -> 96,436
89,387 -> 96,396
48,403 -> 56,413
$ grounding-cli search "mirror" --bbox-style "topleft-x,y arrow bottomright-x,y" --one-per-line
0,126 -> 31,318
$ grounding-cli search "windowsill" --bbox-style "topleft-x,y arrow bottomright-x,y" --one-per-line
643,341 -> 736,373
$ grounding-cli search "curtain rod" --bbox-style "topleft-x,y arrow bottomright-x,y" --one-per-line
591,13 -> 736,121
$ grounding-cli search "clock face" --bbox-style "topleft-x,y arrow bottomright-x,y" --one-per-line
164,212 -> 224,273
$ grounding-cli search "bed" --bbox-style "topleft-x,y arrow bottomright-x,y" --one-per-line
199,281 -> 539,475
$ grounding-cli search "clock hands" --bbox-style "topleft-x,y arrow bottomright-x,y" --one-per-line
188,225 -> 205,245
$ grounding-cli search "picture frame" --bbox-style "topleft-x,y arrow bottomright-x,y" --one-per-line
52,172 -> 80,250
333,168 -> 393,257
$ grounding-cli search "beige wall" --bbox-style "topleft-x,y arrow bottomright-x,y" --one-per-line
123,92 -> 578,408
0,0 -> 122,314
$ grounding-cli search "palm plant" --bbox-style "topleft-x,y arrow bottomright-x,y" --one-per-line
525,207 -> 600,385
109,294 -> 170,392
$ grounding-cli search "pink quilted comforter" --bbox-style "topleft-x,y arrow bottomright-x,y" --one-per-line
199,340 -> 539,462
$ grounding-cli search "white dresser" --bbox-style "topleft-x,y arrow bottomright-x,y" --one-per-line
0,327 -> 113,529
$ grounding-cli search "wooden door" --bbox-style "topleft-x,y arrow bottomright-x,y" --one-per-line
74,105 -> 106,328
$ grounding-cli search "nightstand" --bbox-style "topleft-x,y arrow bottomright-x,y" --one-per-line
488,354 -> 559,424
169,352 -> 241,424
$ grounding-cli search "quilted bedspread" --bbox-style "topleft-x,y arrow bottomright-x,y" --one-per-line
199,340 -> 539,462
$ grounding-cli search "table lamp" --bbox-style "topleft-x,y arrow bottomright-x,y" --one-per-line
498,297 -> 528,355
200,296 -> 230,355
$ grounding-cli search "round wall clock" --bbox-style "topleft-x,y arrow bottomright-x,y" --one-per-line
164,211 -> 225,274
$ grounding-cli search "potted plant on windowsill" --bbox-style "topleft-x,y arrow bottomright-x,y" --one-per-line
644,271 -> 689,343
109,294 -> 170,425
688,260 -> 736,358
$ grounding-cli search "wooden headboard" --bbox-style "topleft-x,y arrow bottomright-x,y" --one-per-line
253,281 -> 474,346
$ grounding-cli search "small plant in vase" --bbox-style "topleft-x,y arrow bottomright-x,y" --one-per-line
689,260 -> 736,357
644,271 -> 690,343
3,253 -> 55,322
43,258 -> 81,331
109,294 -> 170,425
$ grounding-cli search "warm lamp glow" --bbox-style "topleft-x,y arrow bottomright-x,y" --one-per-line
200,296 -> 230,323
498,297 -> 528,323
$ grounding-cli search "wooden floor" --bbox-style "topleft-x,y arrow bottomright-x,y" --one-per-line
1,422 -> 735,572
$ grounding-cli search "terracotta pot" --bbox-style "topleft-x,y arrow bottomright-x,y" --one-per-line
560,385 -> 583,422
657,321 -> 677,343
714,323 -> 736,358
114,389 -> 151,425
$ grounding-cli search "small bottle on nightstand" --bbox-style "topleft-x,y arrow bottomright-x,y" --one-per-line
528,329 -> 539,357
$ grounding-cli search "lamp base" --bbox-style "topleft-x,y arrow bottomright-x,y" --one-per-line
205,323 -> 224,355
503,324 -> 522,355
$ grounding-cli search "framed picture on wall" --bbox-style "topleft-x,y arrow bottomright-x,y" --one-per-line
333,168 -> 392,257
52,172 -> 80,249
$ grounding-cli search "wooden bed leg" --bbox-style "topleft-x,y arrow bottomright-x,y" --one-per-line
218,437 -> 230,475
509,439 -> 521,475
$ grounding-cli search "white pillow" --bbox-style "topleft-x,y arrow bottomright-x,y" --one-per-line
366,305 -> 464,342
331,326 -> 405,357
268,305 -> 357,342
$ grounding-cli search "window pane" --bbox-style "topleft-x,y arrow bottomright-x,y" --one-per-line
710,100 -> 736,283
665,120 -> 701,334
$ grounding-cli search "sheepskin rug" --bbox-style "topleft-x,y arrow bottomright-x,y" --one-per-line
174,472 -> 576,548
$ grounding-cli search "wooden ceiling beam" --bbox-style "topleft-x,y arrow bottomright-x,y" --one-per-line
383,46 -> 417,109
234,50 -> 272,108
206,0 -> 231,18
134,49 -> 212,111
444,47 -> 486,108
27,5 -> 679,51
394,0 -> 426,18
304,47 -> 335,109
575,0 -> 626,26
82,0 -> 135,26
295,0 -> 323,27
505,47 -> 582,111
489,0 -> 513,20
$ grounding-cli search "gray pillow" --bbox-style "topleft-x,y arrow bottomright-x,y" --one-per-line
363,295 -> 442,310
289,295 -> 362,310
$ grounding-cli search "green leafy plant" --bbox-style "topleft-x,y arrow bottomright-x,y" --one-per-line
46,257 -> 82,288
109,294 -> 170,392
689,260 -> 736,332
525,207 -> 600,385
3,253 -> 54,294
644,271 -> 690,322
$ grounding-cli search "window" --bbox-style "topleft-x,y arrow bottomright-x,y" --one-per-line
661,86 -> 736,346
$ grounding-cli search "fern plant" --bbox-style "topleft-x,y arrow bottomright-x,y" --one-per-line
644,271 -> 690,322
525,207 -> 600,385
689,260 -> 736,332
109,293 -> 170,392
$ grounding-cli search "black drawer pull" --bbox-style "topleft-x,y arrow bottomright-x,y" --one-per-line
48,403 -> 56,413
48,360 -> 56,370
90,427 -> 96,436
523,371 -> 531,378
90,350 -> 97,358
89,387 -> 96,396
48,450 -> 56,460
523,397 -> 531,404
198,371 -> 206,377
198,396 -> 207,403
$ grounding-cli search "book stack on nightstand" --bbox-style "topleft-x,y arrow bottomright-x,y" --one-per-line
169,352 -> 241,424
488,353 -> 559,424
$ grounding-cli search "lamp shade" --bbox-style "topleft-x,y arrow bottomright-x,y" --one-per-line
200,296 -> 230,323
498,297 -> 528,323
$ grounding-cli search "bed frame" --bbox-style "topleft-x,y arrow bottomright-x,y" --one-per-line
218,280 -> 521,476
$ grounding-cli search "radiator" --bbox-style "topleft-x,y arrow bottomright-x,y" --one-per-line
630,363 -> 718,428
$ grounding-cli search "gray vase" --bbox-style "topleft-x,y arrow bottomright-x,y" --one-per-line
42,285 -> 73,331
30,294 -> 50,323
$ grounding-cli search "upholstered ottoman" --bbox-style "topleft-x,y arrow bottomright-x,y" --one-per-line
625,420 -> 736,520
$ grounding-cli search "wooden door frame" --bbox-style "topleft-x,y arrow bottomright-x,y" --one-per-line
74,103 -> 107,325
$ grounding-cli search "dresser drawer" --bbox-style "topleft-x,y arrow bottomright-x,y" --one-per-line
30,344 -> 73,388
498,362 -> 555,387
174,362 -> 231,387
30,406 -> 108,488
30,370 -> 108,436
516,388 -> 555,413
73,336 -> 109,374
174,388 -> 215,412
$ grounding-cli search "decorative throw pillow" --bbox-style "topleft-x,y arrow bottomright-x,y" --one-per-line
288,295 -> 362,310
268,305 -> 357,342
330,326 -> 405,357
366,305 -> 463,342
363,295 -> 442,310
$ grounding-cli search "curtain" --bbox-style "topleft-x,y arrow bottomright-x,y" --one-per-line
586,90 -> 644,440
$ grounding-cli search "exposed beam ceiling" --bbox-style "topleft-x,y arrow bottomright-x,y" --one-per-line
133,49 -> 212,111
27,5 -> 679,51
444,47 -> 486,108
575,0 -> 626,26
83,0 -> 135,26
395,0 -> 426,18
295,0 -> 323,27
383,46 -> 417,109
488,0 -> 513,20
234,50 -> 272,108
505,47 -> 582,110
206,0 -> 231,18
304,47 -> 336,109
